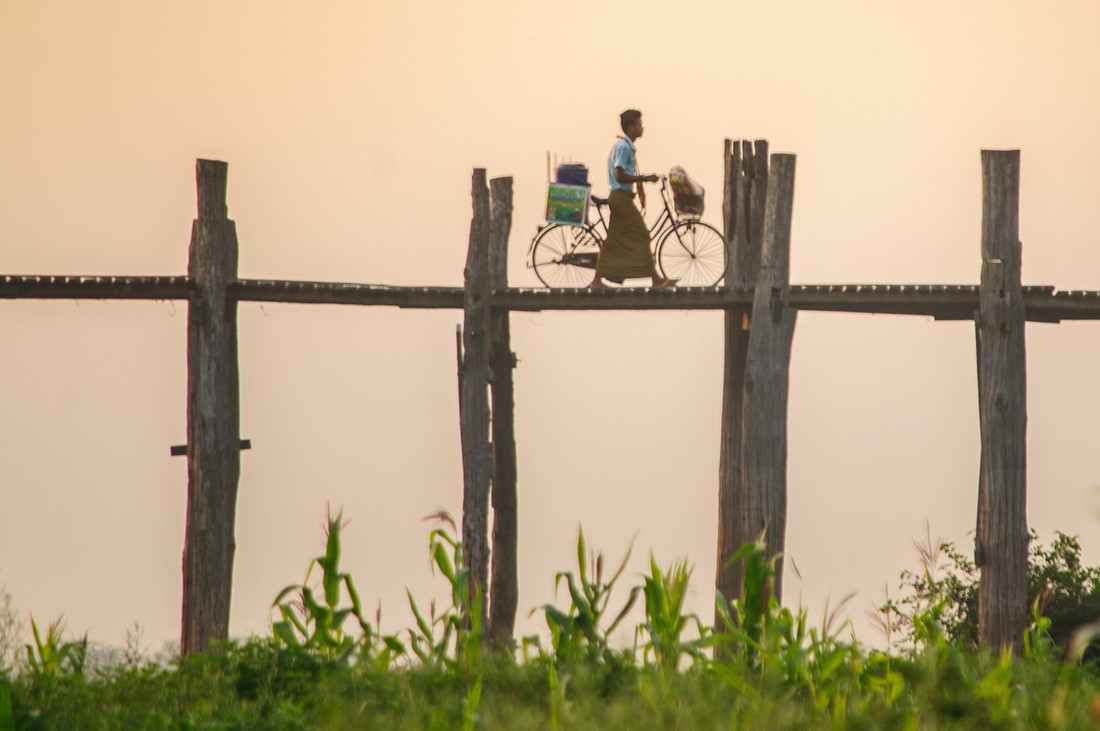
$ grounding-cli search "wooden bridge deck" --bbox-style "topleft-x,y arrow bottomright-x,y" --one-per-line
4,274 -> 1100,321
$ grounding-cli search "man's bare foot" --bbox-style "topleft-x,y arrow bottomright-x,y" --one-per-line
588,277 -> 609,289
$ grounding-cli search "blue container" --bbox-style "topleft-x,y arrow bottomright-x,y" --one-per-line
556,163 -> 589,186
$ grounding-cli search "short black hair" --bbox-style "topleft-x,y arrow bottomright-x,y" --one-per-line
620,108 -> 642,134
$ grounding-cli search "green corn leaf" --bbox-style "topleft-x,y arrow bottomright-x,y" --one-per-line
709,661 -> 758,695
607,533 -> 638,588
300,586 -> 323,613
552,571 -> 568,596
332,608 -> 352,631
383,635 -> 406,654
576,528 -> 588,588
30,617 -> 45,656
817,647 -> 848,682
283,606 -> 309,638
563,573 -> 590,615
321,515 -> 342,607
272,584 -> 300,607
407,634 -> 431,664
408,591 -> 434,639
344,574 -> 365,617
322,573 -> 341,611
432,542 -> 457,584
606,585 -> 642,636
543,605 -> 574,635
273,621 -> 302,647
714,591 -> 737,631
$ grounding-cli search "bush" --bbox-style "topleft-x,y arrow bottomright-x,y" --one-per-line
885,529 -> 1100,652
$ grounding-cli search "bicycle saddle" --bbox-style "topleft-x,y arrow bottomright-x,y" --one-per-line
590,194 -> 609,207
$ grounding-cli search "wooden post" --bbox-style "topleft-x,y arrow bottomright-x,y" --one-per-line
460,169 -> 493,631
181,159 -> 241,654
487,176 -> 518,648
740,153 -> 797,601
976,149 -> 1027,653
716,139 -> 768,620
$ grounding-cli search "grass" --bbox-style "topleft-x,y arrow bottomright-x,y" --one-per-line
3,516 -> 1100,730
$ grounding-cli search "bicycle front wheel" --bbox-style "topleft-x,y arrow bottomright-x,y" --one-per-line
530,224 -> 601,288
655,221 -> 726,287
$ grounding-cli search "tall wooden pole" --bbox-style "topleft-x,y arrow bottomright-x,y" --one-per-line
716,139 -> 768,620
460,169 -> 493,631
487,176 -> 518,648
976,149 -> 1027,653
740,153 -> 797,601
182,159 -> 241,654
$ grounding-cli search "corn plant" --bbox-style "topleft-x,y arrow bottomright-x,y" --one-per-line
537,527 -> 641,663
1023,583 -> 1057,661
711,536 -> 904,723
713,534 -> 778,659
24,616 -> 87,681
637,555 -> 713,670
272,508 -> 404,666
406,511 -> 482,673
403,511 -> 485,729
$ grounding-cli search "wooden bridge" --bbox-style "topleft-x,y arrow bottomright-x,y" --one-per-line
6,275 -> 1100,320
1,141 -> 1077,655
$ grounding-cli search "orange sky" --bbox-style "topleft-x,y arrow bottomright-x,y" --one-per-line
2,1 -> 1099,654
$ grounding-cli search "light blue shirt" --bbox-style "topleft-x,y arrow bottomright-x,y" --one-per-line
608,136 -> 637,193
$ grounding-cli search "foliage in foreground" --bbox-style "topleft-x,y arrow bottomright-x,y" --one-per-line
883,526 -> 1100,652
4,516 -> 1100,730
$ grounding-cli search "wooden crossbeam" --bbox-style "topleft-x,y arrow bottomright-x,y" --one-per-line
5,274 -> 1100,320
169,439 -> 252,457
0,274 -> 191,300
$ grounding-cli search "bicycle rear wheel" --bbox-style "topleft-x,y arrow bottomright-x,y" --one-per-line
530,224 -> 601,288
655,220 -> 726,287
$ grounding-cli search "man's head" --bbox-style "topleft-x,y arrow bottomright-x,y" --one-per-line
620,108 -> 643,139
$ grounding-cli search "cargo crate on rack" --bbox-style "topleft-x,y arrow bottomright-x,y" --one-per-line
556,163 -> 589,186
545,182 -> 590,225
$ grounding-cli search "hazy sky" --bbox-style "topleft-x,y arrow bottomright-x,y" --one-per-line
2,1 -> 1099,654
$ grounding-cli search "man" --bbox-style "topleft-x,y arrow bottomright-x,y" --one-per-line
590,108 -> 676,288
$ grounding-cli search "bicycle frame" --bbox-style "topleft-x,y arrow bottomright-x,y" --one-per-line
600,177 -> 682,245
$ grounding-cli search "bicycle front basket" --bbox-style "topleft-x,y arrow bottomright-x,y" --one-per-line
674,191 -> 705,217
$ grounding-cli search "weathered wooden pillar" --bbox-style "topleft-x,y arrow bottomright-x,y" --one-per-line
975,149 -> 1027,653
739,153 -> 797,601
487,176 -> 518,648
459,169 -> 493,630
716,139 -> 768,621
182,159 -> 241,654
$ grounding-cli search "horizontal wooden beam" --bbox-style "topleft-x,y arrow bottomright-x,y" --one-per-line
170,439 -> 251,457
0,275 -> 191,300
4,274 -> 1100,320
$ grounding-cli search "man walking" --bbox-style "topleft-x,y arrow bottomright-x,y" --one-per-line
590,109 -> 676,288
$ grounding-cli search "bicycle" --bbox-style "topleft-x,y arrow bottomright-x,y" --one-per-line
527,176 -> 726,288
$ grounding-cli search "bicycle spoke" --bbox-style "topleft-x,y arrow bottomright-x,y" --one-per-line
531,224 -> 601,288
656,222 -> 726,287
